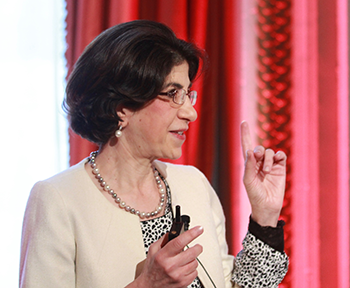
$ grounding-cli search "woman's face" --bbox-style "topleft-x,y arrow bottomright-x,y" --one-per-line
121,62 -> 197,161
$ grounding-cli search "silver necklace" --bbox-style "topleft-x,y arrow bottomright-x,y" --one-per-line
89,151 -> 166,219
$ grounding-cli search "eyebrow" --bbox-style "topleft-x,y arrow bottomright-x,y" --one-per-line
163,82 -> 193,90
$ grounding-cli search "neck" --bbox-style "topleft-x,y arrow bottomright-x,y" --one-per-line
87,149 -> 166,219
96,143 -> 156,192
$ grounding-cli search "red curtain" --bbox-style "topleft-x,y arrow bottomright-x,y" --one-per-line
65,0 -> 350,287
256,1 -> 293,286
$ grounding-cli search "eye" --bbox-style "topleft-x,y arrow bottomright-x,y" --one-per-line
167,89 -> 177,96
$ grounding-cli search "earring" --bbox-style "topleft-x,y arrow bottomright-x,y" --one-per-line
115,125 -> 123,138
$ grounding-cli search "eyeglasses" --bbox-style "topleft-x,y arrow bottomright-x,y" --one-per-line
159,89 -> 197,106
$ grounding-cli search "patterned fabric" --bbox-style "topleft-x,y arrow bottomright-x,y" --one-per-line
232,233 -> 289,288
140,189 -> 173,254
140,170 -> 288,288
140,173 -> 203,288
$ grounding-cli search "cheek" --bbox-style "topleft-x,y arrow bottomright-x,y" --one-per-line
150,100 -> 171,115
147,102 -> 176,124
132,100 -> 176,137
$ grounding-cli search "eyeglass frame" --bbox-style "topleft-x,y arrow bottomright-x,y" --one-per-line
158,88 -> 197,106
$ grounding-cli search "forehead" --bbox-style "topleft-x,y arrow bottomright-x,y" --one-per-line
163,62 -> 191,89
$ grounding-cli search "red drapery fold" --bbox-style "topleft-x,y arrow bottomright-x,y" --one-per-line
64,0 -> 349,287
256,1 -> 292,286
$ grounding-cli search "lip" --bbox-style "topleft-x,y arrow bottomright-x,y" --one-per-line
170,129 -> 187,141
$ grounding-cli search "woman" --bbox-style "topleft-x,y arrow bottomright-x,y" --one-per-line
20,20 -> 288,287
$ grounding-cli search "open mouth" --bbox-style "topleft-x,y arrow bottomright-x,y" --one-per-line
170,130 -> 186,138
170,130 -> 184,135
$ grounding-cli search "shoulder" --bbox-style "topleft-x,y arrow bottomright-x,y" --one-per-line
43,158 -> 89,187
34,158 -> 89,189
29,158 -> 91,205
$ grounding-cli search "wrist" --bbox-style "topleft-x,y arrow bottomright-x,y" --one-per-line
125,274 -> 149,288
251,210 -> 281,227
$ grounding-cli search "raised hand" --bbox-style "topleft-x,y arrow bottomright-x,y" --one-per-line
240,121 -> 287,227
132,226 -> 204,288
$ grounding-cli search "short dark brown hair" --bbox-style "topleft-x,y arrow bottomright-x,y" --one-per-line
63,20 -> 206,145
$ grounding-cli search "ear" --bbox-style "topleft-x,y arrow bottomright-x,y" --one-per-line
116,106 -> 134,127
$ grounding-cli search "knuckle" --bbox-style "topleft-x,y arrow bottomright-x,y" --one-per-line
185,270 -> 198,285
172,237 -> 185,251
179,273 -> 196,287
163,264 -> 174,275
254,146 -> 264,153
193,244 -> 203,255
191,259 -> 199,270
185,245 -> 202,261
153,253 -> 165,266
169,269 -> 183,283
277,150 -> 287,158
148,243 -> 156,255
173,229 -> 196,249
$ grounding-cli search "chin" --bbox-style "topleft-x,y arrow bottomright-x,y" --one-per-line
161,149 -> 182,161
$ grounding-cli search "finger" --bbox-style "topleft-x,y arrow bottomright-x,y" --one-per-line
178,244 -> 203,267
160,244 -> 202,284
253,145 -> 265,160
182,269 -> 199,287
176,259 -> 199,285
183,258 -> 199,275
240,121 -> 253,161
274,150 -> 287,163
170,258 -> 199,286
170,265 -> 199,288
263,148 -> 275,172
163,226 -> 203,257
243,149 -> 257,185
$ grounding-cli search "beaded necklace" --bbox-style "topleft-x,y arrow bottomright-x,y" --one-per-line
88,151 -> 165,219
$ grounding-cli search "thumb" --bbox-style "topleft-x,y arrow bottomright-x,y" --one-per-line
160,233 -> 169,248
148,233 -> 168,257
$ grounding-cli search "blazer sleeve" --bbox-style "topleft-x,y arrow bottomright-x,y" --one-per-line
200,172 -> 240,288
20,181 -> 76,288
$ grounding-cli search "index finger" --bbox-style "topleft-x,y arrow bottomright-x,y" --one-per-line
240,121 -> 253,161
163,226 -> 203,257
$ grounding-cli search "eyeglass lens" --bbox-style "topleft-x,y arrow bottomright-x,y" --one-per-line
175,90 -> 197,106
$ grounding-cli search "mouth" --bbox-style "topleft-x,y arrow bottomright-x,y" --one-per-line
170,129 -> 186,135
170,129 -> 187,139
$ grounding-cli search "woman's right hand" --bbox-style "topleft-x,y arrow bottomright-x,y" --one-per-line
134,225 -> 204,288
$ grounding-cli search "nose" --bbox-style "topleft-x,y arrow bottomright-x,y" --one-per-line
178,96 -> 198,122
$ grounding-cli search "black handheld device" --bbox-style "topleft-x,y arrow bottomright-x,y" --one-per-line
168,205 -> 190,241
168,206 -> 217,287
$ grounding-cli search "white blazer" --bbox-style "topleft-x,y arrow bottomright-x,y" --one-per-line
20,159 -> 236,288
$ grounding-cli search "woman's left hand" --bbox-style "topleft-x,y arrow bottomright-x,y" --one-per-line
240,121 -> 287,227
